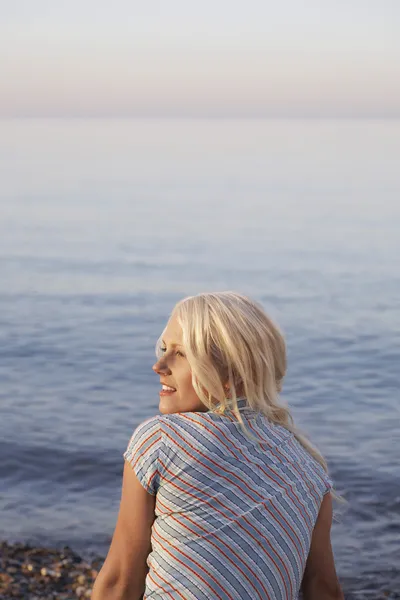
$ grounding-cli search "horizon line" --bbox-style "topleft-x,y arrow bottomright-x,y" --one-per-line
1,114 -> 400,120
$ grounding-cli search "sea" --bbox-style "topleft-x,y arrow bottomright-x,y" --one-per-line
1,117 -> 399,598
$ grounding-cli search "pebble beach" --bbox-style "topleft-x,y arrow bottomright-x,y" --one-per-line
1,541 -> 400,600
0,542 -> 100,600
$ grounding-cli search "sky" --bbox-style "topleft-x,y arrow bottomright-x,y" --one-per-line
0,0 -> 399,117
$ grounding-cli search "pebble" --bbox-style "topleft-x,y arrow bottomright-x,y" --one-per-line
2,540 -> 398,599
0,540 -> 103,600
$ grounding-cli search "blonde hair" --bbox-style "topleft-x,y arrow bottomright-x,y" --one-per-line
164,291 -> 341,501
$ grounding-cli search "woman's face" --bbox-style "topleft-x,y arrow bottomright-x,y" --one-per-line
152,314 -> 209,414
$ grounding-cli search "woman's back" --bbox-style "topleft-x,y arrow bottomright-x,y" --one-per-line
124,400 -> 332,600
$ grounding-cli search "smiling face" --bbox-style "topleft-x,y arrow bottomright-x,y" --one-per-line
152,314 -> 209,415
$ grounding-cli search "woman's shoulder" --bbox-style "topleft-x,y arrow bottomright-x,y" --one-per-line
134,409 -> 282,444
132,410 -> 213,437
156,410 -> 227,445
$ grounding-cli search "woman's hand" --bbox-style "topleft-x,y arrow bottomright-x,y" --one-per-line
91,461 -> 156,600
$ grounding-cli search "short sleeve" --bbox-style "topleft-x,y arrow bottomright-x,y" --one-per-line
323,473 -> 334,496
123,416 -> 162,495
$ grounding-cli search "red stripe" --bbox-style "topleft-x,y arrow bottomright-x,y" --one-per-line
241,512 -> 293,599
245,421 -> 309,558
231,423 -> 306,564
158,458 -> 289,598
287,437 -> 321,507
162,424 -> 258,503
147,468 -> 158,488
157,498 -> 268,599
300,446 -> 329,491
163,422 -> 303,576
183,413 -> 239,457
272,442 -> 314,531
153,529 -> 231,600
175,511 -> 271,600
164,417 -> 304,573
148,565 -> 185,599
131,434 -> 161,469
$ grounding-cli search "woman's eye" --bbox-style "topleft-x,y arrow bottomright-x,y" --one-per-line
158,346 -> 184,358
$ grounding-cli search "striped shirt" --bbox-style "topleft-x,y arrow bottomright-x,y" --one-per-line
123,399 -> 332,600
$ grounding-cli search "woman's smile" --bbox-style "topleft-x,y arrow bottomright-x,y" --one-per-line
159,383 -> 177,396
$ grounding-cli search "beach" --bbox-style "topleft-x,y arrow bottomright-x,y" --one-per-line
0,541 -> 100,599
1,540 -> 400,599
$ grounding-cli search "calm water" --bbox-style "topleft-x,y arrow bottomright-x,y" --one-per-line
1,118 -> 399,598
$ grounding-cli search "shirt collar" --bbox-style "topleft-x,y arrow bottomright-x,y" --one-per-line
211,396 -> 248,413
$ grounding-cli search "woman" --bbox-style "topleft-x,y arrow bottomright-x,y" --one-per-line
92,292 -> 344,600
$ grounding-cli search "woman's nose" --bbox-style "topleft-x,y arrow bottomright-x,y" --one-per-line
152,360 -> 171,374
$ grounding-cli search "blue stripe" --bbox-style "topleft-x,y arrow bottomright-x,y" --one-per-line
124,404 -> 333,600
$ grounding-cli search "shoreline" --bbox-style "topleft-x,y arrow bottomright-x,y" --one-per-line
0,541 -> 103,599
1,540 -> 399,599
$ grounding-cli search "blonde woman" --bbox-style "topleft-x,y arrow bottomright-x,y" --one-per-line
92,292 -> 344,600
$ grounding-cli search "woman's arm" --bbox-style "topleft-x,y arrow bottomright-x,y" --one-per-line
92,461 -> 156,600
301,492 -> 344,600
